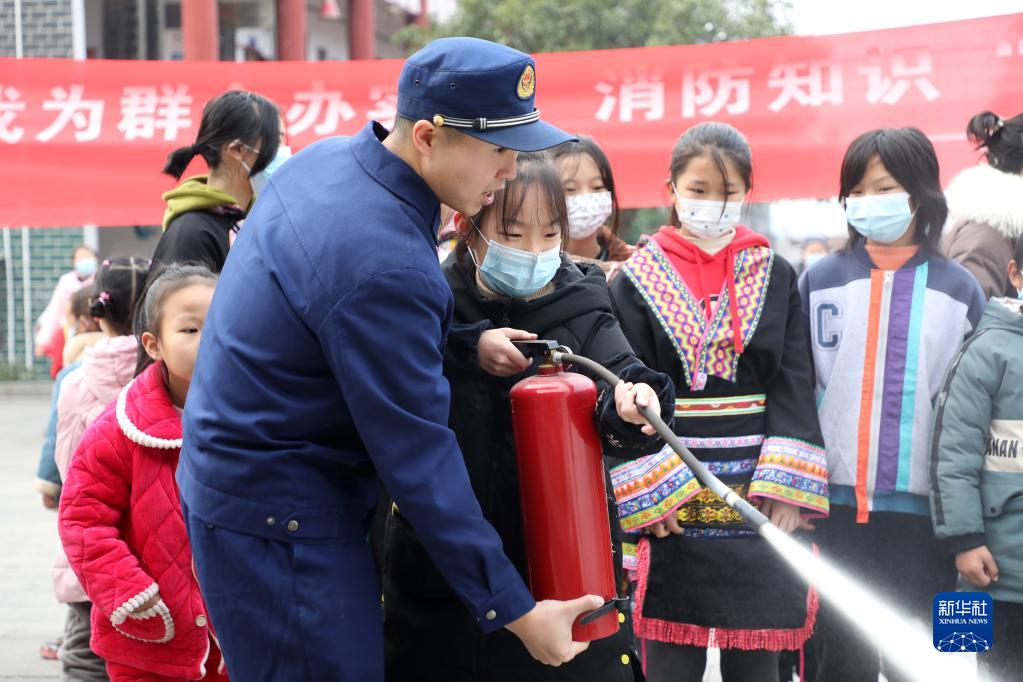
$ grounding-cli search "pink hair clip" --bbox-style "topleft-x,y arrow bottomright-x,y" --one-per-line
98,291 -> 111,305
101,259 -> 111,267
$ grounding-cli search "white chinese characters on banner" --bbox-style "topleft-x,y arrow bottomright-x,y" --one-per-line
117,85 -> 194,141
36,86 -> 105,142
682,68 -> 754,118
767,62 -> 843,112
0,86 -> 26,143
595,79 -> 665,123
859,51 -> 940,105
365,88 -> 398,129
286,84 -> 357,136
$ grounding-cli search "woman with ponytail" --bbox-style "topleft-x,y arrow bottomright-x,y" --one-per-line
943,110 -> 1023,298
151,90 -> 284,273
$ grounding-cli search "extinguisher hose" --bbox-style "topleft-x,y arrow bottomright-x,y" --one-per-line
551,351 -> 771,533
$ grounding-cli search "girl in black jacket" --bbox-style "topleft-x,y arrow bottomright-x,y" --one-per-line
383,152 -> 675,682
151,90 -> 285,273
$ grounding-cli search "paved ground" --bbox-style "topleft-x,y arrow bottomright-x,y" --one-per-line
0,382 -> 62,681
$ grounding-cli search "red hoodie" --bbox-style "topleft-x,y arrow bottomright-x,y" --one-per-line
652,225 -> 770,354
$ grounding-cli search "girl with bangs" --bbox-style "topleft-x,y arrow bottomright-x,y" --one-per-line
382,152 -> 675,682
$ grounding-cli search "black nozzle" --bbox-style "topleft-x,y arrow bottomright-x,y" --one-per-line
511,339 -> 561,359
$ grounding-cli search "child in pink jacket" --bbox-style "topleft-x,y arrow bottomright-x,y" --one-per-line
52,257 -> 149,682
60,264 -> 226,682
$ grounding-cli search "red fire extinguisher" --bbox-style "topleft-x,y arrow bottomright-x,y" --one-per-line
510,346 -> 619,642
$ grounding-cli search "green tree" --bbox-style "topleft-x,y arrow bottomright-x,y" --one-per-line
393,0 -> 792,55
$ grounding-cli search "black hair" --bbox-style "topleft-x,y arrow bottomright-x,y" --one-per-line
69,286 -> 94,320
802,237 -> 830,253
667,122 -> 753,227
551,136 -> 621,237
88,257 -> 151,337
1014,232 -> 1023,269
967,110 -> 1023,174
456,152 -> 568,258
134,264 -> 218,375
839,127 -> 947,252
163,90 -> 281,180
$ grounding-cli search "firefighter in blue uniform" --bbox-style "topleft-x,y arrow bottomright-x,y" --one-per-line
177,37 -> 603,681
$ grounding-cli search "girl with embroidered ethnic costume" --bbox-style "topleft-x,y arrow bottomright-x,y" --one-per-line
799,128 -> 985,682
383,153 -> 675,682
52,257 -> 149,682
59,265 -> 229,682
553,136 -> 635,279
608,123 -> 829,681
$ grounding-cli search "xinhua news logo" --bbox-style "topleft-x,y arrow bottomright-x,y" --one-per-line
933,592 -> 993,653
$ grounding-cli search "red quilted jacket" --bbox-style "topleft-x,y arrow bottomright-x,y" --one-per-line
59,362 -> 225,680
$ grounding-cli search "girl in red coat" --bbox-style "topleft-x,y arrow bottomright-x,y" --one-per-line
59,264 -> 224,682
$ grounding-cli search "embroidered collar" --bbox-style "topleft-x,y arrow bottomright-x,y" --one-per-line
622,239 -> 773,389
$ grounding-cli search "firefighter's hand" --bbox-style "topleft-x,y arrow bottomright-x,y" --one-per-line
614,381 -> 659,435
478,328 -> 536,377
756,498 -> 811,534
506,595 -> 602,666
957,546 -> 999,587
645,513 -> 683,538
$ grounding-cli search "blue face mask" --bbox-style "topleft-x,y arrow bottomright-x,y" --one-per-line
469,225 -> 561,298
245,145 -> 292,197
844,192 -> 915,244
74,257 -> 97,279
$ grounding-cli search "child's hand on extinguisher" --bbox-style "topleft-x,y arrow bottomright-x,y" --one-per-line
506,595 -> 604,666
614,381 -> 659,435
478,328 -> 536,376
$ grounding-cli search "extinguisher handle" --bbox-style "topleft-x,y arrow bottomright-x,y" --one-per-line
578,597 -> 630,625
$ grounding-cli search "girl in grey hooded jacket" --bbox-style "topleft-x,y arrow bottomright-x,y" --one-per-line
931,233 -> 1023,678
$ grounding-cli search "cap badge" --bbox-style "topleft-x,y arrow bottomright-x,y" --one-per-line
516,64 -> 535,100
432,114 -> 445,127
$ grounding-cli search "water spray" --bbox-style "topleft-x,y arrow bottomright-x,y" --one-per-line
546,348 -> 988,682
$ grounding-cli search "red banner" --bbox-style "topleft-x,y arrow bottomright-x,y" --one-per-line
2,14 -> 1022,227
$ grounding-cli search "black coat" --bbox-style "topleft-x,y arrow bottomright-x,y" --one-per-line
150,209 -> 239,273
383,252 -> 673,682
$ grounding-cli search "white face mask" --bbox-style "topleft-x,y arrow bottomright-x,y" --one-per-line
566,191 -> 613,239
804,252 -> 827,270
672,185 -> 743,238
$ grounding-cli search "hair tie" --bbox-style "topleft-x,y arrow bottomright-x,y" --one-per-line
97,291 -> 111,306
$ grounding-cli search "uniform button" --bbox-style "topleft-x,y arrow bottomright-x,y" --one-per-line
265,516 -> 276,526
618,612 -> 626,624
485,610 -> 497,621
195,615 -> 208,627
287,520 -> 300,532
620,654 -> 630,665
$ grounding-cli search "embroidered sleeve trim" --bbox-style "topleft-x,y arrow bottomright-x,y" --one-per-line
612,445 -> 703,531
748,437 -> 830,517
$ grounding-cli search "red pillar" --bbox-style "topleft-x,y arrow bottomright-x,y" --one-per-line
348,0 -> 375,60
182,0 -> 219,61
277,0 -> 307,60
416,0 -> 429,29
